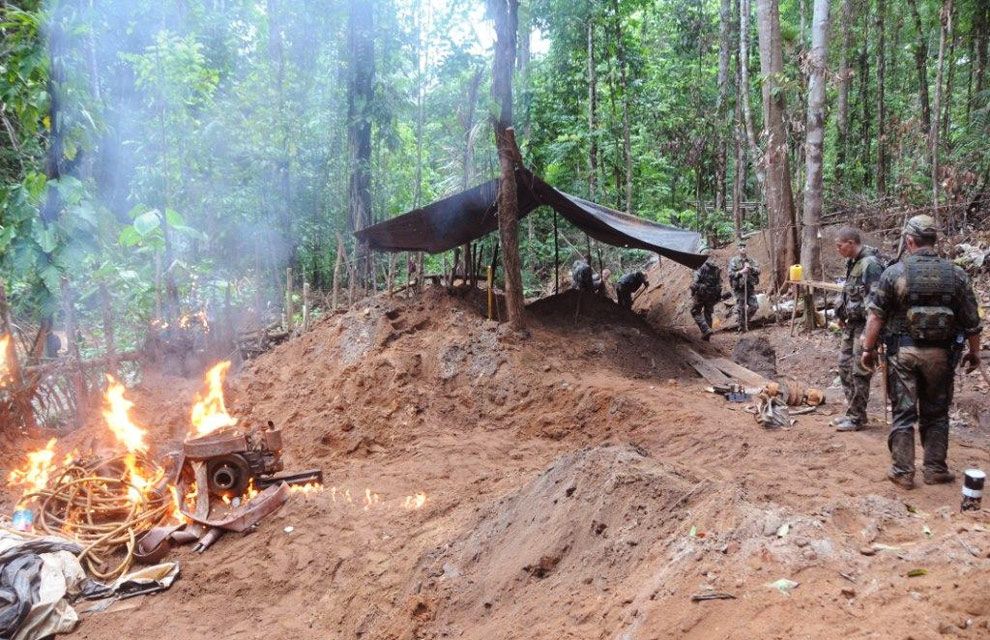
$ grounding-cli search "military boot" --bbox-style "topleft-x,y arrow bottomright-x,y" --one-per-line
833,416 -> 863,432
887,431 -> 916,489
921,427 -> 956,485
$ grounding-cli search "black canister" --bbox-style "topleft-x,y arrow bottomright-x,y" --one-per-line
961,469 -> 986,512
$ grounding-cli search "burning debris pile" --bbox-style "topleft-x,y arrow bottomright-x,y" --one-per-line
5,361 -> 322,582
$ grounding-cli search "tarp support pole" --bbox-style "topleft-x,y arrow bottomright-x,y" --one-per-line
553,210 -> 560,295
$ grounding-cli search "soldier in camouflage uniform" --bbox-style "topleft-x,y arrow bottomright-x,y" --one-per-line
689,249 -> 722,341
727,243 -> 760,332
832,227 -> 885,432
861,215 -> 983,489
571,258 -> 594,292
616,271 -> 648,310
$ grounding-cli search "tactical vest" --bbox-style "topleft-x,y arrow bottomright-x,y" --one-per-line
841,249 -> 879,323
903,254 -> 957,343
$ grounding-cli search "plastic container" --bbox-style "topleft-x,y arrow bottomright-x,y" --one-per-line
11,507 -> 34,532
789,264 -> 803,282
962,468 -> 985,511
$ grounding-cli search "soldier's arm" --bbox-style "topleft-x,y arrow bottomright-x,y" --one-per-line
748,260 -> 760,276
862,269 -> 896,353
862,258 -> 883,295
955,268 -> 983,369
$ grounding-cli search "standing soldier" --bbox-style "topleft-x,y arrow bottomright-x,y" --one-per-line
832,227 -> 885,432
861,215 -> 982,489
616,271 -> 648,310
728,242 -> 760,332
689,249 -> 722,341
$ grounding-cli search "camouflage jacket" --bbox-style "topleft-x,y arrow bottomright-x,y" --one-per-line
866,248 -> 982,339
690,260 -> 722,301
727,256 -> 759,291
838,245 -> 884,324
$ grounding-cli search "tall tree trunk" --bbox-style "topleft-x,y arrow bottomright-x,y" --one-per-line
858,10 -> 871,189
490,0 -> 525,329
802,0 -> 829,281
942,4 -> 958,143
907,0 -> 932,139
347,0 -> 375,284
268,0 -> 293,270
932,0 -> 953,216
715,0 -> 733,218
611,0 -> 633,213
975,1 -> 988,100
834,0 -> 852,183
875,0 -> 887,196
739,0 -> 765,191
755,0 -> 797,287
587,16 -> 598,200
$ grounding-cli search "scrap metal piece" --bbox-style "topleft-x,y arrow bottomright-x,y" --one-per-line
256,469 -> 323,489
192,527 -> 224,553
183,430 -> 250,459
180,482 -> 290,533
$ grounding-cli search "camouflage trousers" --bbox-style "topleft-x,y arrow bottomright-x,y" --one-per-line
690,297 -> 716,335
837,323 -> 873,424
886,345 -> 954,476
733,289 -> 758,330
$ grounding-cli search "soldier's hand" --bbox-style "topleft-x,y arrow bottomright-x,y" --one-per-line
961,350 -> 980,374
860,349 -> 878,371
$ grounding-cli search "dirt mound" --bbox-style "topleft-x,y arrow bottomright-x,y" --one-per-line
7,283 -> 990,640
403,445 -> 695,634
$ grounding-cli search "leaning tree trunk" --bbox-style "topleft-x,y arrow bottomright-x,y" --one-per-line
347,0 -> 375,286
755,0 -> 797,287
802,0 -> 829,282
490,0 -> 525,330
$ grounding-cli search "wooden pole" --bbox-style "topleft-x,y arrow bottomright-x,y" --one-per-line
302,281 -> 310,331
487,266 -> 494,320
61,278 -> 87,428
553,210 -> 560,295
333,233 -> 345,310
285,267 -> 294,332
99,284 -> 118,376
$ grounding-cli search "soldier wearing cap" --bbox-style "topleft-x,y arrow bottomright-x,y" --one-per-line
861,215 -> 983,489
727,242 -> 760,332
689,248 -> 722,341
832,227 -> 885,432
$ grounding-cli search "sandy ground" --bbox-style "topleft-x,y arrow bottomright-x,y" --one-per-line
2,276 -> 990,640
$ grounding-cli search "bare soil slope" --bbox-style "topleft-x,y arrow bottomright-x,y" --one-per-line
5,286 -> 989,640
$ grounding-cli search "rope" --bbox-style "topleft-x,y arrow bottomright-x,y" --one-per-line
23,453 -> 171,580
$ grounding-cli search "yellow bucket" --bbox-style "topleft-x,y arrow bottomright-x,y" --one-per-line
789,264 -> 803,282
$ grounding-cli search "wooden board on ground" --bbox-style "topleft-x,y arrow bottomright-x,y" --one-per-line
673,345 -> 733,387
709,357 -> 772,388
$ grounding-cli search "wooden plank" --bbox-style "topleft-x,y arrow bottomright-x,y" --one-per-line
674,346 -> 734,387
710,357 -> 771,388
787,279 -> 844,292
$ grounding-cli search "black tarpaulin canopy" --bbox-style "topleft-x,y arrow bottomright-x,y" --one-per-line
354,168 -> 707,269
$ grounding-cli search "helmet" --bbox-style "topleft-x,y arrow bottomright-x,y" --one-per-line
903,214 -> 938,239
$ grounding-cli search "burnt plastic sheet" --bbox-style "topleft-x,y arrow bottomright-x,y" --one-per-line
354,168 -> 706,270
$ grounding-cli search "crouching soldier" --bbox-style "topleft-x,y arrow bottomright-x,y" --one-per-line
616,271 -> 648,310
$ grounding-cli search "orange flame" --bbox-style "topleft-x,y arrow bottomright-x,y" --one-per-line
102,376 -> 158,502
8,438 -> 58,500
0,334 -> 11,387
190,361 -> 237,436
103,376 -> 148,454
403,492 -> 427,510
